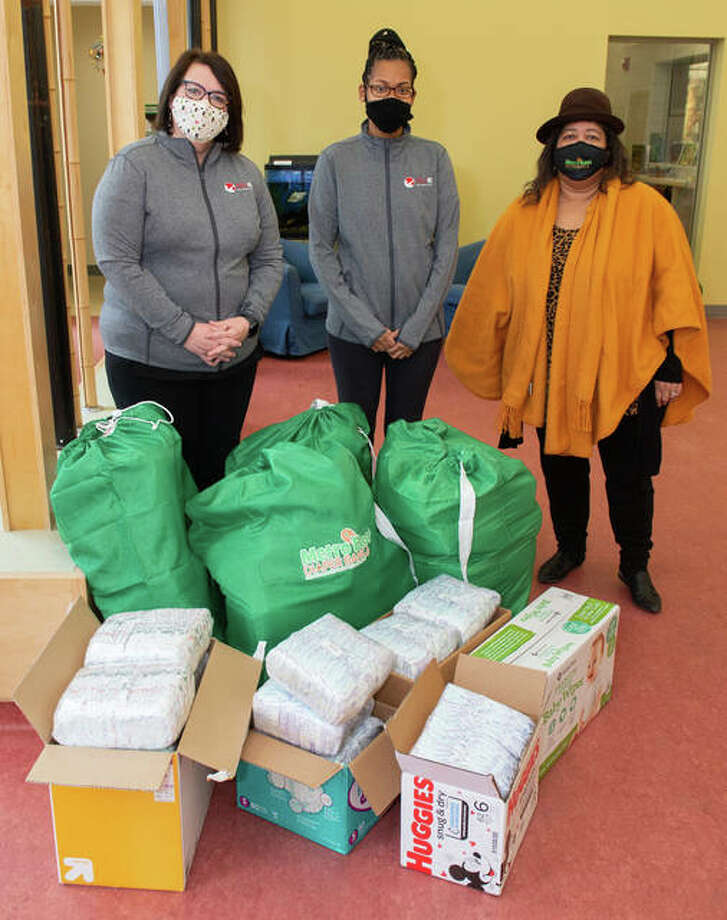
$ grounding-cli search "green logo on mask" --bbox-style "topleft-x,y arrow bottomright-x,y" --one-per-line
564,157 -> 592,169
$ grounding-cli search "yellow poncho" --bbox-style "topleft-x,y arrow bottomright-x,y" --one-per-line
445,178 -> 712,457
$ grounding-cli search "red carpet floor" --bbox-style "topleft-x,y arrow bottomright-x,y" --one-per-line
2,320 -> 725,919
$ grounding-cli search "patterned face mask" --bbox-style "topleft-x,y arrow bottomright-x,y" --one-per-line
171,94 -> 229,143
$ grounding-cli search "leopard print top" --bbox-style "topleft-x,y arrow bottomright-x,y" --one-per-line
546,226 -> 579,370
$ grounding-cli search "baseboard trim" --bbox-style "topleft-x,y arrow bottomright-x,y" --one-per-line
706,304 -> 727,318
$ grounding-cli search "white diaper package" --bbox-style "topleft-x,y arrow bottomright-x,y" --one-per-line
53,665 -> 196,750
361,613 -> 458,679
329,716 -> 384,764
84,607 -> 213,672
266,614 -> 394,725
253,680 -> 374,756
410,683 -> 535,798
395,574 -> 501,643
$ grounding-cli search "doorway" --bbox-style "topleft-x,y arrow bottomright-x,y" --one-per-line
605,37 -> 717,246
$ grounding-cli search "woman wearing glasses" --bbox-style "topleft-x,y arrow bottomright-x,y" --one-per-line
93,49 -> 283,490
309,28 -> 459,437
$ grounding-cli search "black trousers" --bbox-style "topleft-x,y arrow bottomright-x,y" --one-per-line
538,382 -> 667,576
327,333 -> 442,435
105,350 -> 260,491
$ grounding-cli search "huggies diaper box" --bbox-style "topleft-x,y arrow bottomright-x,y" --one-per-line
13,597 -> 260,891
387,657 -> 547,896
236,700 -> 399,855
471,588 -> 620,777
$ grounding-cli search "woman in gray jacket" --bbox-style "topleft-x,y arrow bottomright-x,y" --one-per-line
309,28 -> 459,438
93,49 -> 283,489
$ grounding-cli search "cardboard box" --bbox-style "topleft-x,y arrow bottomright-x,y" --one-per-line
14,597 -> 261,891
236,700 -> 399,854
387,657 -> 546,896
471,587 -> 620,777
376,607 -> 512,709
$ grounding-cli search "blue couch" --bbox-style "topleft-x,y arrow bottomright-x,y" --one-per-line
443,240 -> 485,334
260,239 -> 328,356
260,238 -> 485,353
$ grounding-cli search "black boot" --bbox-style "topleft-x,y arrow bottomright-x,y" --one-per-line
537,550 -> 585,584
618,569 -> 661,613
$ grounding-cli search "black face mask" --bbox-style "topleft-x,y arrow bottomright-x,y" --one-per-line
366,98 -> 412,134
553,141 -> 610,180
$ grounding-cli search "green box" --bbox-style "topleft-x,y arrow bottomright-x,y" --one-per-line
236,760 -> 380,854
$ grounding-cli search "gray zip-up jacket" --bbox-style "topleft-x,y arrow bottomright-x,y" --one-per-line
92,133 -> 283,372
309,124 -> 459,350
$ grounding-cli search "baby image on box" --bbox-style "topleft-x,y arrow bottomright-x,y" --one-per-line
267,772 -> 333,814
578,632 -> 610,733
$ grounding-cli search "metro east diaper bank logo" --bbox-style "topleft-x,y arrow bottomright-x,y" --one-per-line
299,527 -> 371,580
404,175 -> 434,188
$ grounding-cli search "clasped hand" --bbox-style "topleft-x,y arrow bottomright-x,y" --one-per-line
654,379 -> 683,407
372,328 -> 413,359
184,317 -> 252,367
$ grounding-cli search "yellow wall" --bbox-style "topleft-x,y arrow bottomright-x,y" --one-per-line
217,0 -> 727,304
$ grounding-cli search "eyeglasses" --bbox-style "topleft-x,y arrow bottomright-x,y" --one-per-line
181,79 -> 229,110
367,81 -> 414,99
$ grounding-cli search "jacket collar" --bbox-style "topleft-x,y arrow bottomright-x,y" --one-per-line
156,131 -> 224,169
359,120 -> 412,151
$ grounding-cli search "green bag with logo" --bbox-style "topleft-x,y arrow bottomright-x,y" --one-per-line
373,419 -> 542,614
50,402 -> 221,633
225,401 -> 373,483
188,441 -> 415,655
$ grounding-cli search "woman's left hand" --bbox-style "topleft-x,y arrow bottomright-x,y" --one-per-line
388,341 -> 414,360
655,380 -> 683,407
209,316 -> 252,344
204,317 -> 253,361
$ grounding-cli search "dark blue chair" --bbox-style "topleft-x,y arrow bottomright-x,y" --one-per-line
260,239 -> 328,356
443,240 -> 485,334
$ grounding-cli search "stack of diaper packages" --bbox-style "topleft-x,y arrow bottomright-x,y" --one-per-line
386,654 -> 547,896
365,575 -> 505,705
237,613 -> 402,854
53,607 -> 214,750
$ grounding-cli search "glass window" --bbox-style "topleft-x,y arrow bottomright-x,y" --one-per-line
605,37 -> 717,246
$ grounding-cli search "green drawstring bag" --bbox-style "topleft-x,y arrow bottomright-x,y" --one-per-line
225,401 -> 373,483
374,419 -> 542,614
50,402 -> 222,635
187,441 -> 416,655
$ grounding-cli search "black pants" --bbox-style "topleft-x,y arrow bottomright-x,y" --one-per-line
105,350 -> 260,491
538,382 -> 667,576
327,333 -> 442,435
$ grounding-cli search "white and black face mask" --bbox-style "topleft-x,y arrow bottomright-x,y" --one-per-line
171,95 -> 229,143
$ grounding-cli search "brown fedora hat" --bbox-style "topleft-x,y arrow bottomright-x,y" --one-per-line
536,87 -> 624,143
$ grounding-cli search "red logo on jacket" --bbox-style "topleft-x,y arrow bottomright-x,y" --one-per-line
224,181 -> 253,193
403,176 -> 434,189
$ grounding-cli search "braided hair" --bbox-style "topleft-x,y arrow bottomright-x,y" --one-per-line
362,28 -> 417,86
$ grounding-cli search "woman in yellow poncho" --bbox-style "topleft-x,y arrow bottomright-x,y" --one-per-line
445,88 -> 711,613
